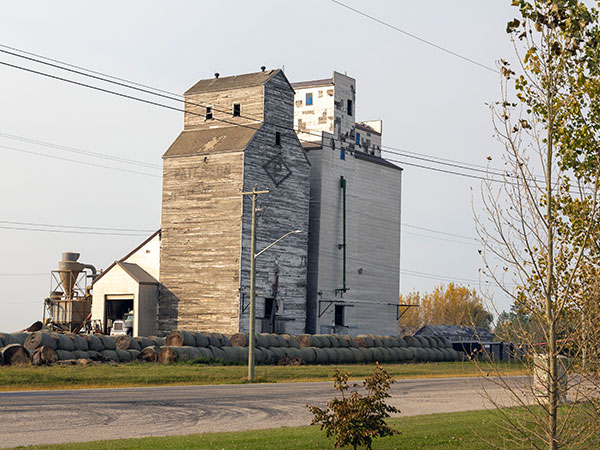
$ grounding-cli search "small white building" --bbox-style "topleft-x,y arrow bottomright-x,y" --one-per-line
91,230 -> 160,337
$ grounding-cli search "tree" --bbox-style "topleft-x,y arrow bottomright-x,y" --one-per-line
476,1 -> 600,448
307,364 -> 399,450
398,283 -> 493,335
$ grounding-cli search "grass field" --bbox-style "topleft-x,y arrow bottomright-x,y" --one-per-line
2,408 -> 539,449
0,360 -> 525,391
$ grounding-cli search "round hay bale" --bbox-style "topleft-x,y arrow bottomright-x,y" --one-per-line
68,334 -> 88,351
316,334 -> 331,348
299,347 -> 316,364
135,337 -> 155,349
222,346 -> 239,363
237,346 -> 249,361
185,347 -> 201,360
138,346 -> 160,362
209,346 -> 226,360
87,350 -> 102,361
326,335 -> 340,348
323,347 -> 339,364
127,349 -> 141,360
349,347 -> 363,363
381,336 -> 396,348
281,334 -> 300,348
199,332 -> 221,347
0,344 -> 29,365
337,335 -> 351,347
378,347 -> 393,362
25,332 -> 58,351
0,332 -> 16,346
190,332 -> 209,348
396,337 -> 407,348
270,347 -> 286,363
371,336 -> 384,347
56,349 -> 76,361
158,346 -> 178,363
214,333 -> 232,347
100,335 -> 116,350
295,334 -> 313,348
9,333 -> 30,346
148,336 -> 165,347
354,347 -> 370,362
32,346 -> 59,366
165,330 -> 195,347
194,347 -> 211,360
82,334 -> 104,352
414,347 -> 428,362
396,347 -> 411,362
274,335 -> 287,347
371,347 -> 385,362
386,347 -> 400,362
313,347 -> 328,364
416,336 -> 430,348
353,335 -> 373,348
259,347 -> 275,365
253,347 -> 265,364
257,334 -> 270,347
339,348 -> 354,364
54,334 -> 75,351
441,337 -> 453,349
402,336 -> 419,347
116,349 -> 132,362
100,349 -> 119,362
115,335 -> 140,351
421,348 -> 435,361
424,337 -> 438,349
403,347 -> 416,361
73,350 -> 90,359
229,333 -> 248,347
267,334 -> 280,348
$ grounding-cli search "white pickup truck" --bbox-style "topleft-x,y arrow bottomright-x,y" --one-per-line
110,311 -> 134,336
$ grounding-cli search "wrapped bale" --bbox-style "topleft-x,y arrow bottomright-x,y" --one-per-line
432,348 -> 445,362
73,350 -> 90,359
82,334 -> 104,352
422,348 -> 435,361
190,332 -> 209,348
254,347 -> 266,364
100,349 -> 119,362
338,348 -> 354,364
424,337 -> 438,349
116,349 -> 132,362
403,347 -> 416,361
1,344 -> 30,365
87,350 -> 102,361
115,335 -> 141,351
148,336 -> 165,347
296,334 -> 316,348
214,333 -> 232,347
158,346 -> 181,363
371,336 -> 384,347
281,334 -> 300,348
378,347 -> 393,363
55,334 -> 75,351
9,333 -> 30,346
316,335 -> 331,348
270,347 -> 286,363
416,336 -> 430,348
135,337 -> 155,349
356,347 -> 373,362
349,347 -> 364,363
382,336 -> 396,348
209,345 -> 226,360
353,335 -> 374,348
386,347 -> 401,362
402,336 -> 420,347
337,335 -> 351,347
68,334 -> 89,351
56,349 -> 76,361
196,347 -> 213,360
166,330 -> 196,347
323,347 -> 339,364
127,349 -> 141,360
299,347 -> 316,364
259,347 -> 275,365
313,347 -> 328,364
222,346 -> 241,363
32,346 -> 59,366
326,335 -> 340,348
0,332 -> 17,347
411,347 -> 426,362
138,346 -> 159,362
198,332 -> 220,347
267,334 -> 280,348
396,347 -> 411,362
396,337 -> 408,348
275,335 -> 287,348
100,335 -> 116,350
228,333 -> 248,347
25,332 -> 58,351
257,334 -> 270,348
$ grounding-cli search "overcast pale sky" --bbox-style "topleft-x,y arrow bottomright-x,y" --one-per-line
0,1 -> 528,332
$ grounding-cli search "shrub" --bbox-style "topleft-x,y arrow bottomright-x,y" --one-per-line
307,363 -> 399,449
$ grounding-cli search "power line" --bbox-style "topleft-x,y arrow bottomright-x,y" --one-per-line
329,0 -> 499,74
402,230 -> 480,247
0,143 -> 161,178
0,132 -> 161,170
0,220 -> 156,233
402,223 -> 477,241
0,225 -> 148,236
0,273 -> 46,276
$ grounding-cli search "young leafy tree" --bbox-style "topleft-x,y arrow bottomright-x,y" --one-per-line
307,363 -> 399,450
476,1 -> 600,449
398,283 -> 493,335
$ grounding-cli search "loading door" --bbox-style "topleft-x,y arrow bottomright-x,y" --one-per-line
105,295 -> 134,334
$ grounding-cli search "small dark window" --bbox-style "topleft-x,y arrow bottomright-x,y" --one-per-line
206,106 -> 213,120
233,103 -> 241,117
340,148 -> 345,160
334,305 -> 345,327
275,131 -> 281,146
306,92 -> 313,106
355,132 -> 360,145
347,99 -> 353,116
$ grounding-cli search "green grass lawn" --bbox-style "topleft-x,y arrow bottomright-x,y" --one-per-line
3,408 -> 536,450
0,360 -> 525,391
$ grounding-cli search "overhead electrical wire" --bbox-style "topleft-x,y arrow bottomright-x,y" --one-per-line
0,220 -> 156,233
329,0 -> 499,74
0,224 -> 148,236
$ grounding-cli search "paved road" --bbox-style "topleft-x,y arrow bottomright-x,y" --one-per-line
0,376 -> 528,448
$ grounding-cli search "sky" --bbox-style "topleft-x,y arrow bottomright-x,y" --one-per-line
0,1 -> 527,332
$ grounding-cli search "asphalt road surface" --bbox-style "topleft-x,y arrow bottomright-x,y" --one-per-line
0,376 -> 528,448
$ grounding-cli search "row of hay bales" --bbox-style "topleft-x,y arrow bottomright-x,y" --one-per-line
159,331 -> 462,364
0,331 -> 166,366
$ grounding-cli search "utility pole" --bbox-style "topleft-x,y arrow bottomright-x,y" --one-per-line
241,187 -> 269,381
